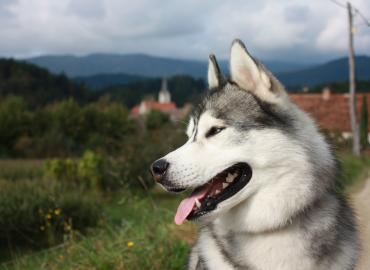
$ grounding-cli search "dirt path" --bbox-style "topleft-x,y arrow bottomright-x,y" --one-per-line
352,178 -> 370,270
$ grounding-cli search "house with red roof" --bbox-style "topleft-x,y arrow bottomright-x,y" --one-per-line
289,88 -> 370,140
130,78 -> 190,121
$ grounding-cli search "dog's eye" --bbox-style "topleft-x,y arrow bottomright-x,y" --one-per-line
205,126 -> 226,138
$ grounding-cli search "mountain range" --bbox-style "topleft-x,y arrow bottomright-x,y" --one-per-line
277,56 -> 370,88
24,54 -> 370,89
25,53 -> 309,78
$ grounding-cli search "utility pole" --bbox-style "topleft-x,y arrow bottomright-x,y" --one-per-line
329,0 -> 370,155
347,2 -> 360,156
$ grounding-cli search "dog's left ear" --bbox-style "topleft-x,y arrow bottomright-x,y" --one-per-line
230,39 -> 285,103
208,54 -> 224,88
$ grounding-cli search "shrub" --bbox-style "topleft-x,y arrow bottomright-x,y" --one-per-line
0,178 -> 101,247
118,123 -> 187,189
146,110 -> 169,130
43,151 -> 123,191
0,96 -> 31,157
322,129 -> 351,150
338,153 -> 370,189
0,96 -> 135,158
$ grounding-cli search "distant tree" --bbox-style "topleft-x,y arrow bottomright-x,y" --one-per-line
360,96 -> 369,150
0,59 -> 90,108
0,96 -> 30,156
146,110 -> 169,130
99,75 -> 205,108
309,81 -> 370,93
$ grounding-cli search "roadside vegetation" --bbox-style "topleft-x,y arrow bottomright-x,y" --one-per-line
0,93 -> 192,269
339,152 -> 370,191
0,66 -> 369,268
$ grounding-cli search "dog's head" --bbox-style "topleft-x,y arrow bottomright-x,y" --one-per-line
151,40 -> 335,232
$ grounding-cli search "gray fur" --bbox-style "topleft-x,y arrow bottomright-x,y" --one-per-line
194,81 -> 295,134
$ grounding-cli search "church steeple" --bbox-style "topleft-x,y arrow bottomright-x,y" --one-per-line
158,78 -> 171,103
161,78 -> 168,92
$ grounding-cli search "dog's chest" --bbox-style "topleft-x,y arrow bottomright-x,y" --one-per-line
198,225 -> 320,270
230,231 -> 315,269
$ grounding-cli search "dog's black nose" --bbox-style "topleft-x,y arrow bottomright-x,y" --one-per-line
151,159 -> 169,181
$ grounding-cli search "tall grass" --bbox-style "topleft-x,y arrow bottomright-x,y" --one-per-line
1,189 -> 196,270
0,160 -> 43,181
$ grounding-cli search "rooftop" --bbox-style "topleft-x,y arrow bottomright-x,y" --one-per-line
290,91 -> 370,132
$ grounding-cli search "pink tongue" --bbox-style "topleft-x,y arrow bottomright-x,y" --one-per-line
174,185 -> 210,225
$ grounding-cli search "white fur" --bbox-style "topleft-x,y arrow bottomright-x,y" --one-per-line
186,117 -> 195,138
214,221 -> 317,270
164,111 -> 316,232
208,58 -> 220,88
197,230 -> 235,270
230,41 -> 283,104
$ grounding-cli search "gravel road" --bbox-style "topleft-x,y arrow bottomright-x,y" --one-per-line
353,179 -> 370,270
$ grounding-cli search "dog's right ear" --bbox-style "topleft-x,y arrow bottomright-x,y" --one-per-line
208,54 -> 224,89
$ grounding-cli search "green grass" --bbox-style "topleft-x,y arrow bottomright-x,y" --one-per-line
338,152 -> 370,192
0,188 -> 196,270
1,152 -> 370,269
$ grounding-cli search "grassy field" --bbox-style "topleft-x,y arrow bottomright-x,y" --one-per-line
0,151 -> 369,269
0,160 -> 43,181
0,188 -> 196,270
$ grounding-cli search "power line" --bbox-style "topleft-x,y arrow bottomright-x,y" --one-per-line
329,0 -> 370,27
328,0 -> 346,8
353,8 -> 370,27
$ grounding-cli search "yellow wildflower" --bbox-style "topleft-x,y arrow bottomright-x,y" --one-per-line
127,241 -> 134,247
54,208 -> 61,215
46,213 -> 52,219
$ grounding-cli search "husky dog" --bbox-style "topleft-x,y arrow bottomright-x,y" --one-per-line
151,39 -> 359,270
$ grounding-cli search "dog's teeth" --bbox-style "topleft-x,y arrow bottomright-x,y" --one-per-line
195,199 -> 201,208
226,173 -> 238,183
215,190 -> 220,194
222,183 -> 229,189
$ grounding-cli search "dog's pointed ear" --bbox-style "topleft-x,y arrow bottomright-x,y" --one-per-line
230,39 -> 285,103
208,54 -> 224,89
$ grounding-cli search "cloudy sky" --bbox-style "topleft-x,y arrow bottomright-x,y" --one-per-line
0,0 -> 369,63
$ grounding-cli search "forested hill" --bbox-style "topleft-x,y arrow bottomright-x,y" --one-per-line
99,75 -> 205,108
0,59 -> 90,108
0,59 -> 205,108
277,56 -> 370,88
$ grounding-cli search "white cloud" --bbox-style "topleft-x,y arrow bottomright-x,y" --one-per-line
0,0 -> 369,62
